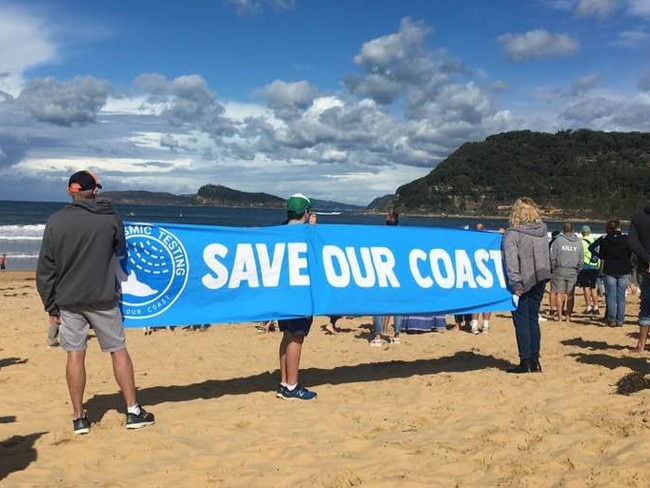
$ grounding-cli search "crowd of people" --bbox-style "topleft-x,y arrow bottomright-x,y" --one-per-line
33,169 -> 650,436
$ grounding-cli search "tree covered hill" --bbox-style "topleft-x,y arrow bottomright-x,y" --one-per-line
394,129 -> 650,219
196,184 -> 285,207
102,184 -> 364,211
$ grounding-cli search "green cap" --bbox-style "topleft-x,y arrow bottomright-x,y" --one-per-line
286,193 -> 314,214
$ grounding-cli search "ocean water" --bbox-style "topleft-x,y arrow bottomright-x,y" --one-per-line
1,199 -> 601,271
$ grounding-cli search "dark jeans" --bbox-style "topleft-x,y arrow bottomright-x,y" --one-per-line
511,280 -> 547,361
603,274 -> 629,325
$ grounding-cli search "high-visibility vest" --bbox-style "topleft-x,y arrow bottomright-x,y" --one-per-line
582,235 -> 599,268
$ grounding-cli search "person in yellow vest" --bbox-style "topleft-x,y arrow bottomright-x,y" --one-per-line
577,225 -> 600,315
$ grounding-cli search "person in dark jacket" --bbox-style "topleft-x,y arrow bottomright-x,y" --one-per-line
589,220 -> 632,327
36,170 -> 155,435
628,206 -> 650,352
502,197 -> 551,373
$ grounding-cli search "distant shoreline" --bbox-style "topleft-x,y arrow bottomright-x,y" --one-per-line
365,209 -> 610,224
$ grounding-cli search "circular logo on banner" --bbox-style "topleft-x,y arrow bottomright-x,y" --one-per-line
120,223 -> 189,320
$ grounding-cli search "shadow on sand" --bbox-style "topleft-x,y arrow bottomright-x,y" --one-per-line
0,357 -> 28,369
85,351 -> 512,422
0,432 -> 47,482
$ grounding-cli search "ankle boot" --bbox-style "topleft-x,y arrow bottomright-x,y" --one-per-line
506,359 -> 531,373
529,358 -> 542,373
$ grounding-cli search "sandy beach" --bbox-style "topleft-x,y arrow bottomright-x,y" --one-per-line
2,270 -> 650,487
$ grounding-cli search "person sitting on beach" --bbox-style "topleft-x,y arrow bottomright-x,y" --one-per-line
549,223 -> 583,322
276,193 -> 317,401
401,314 -> 447,333
502,197 -> 551,373
36,170 -> 155,434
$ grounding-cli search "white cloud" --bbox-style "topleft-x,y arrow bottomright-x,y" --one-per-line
353,18 -> 431,69
499,29 -> 580,61
539,0 -> 575,11
570,74 -> 600,94
17,76 -> 110,126
0,3 -> 58,96
612,28 -> 650,47
256,80 -> 317,119
576,0 -> 619,18
629,0 -> 650,17
224,0 -> 295,15
3,9 -> 650,205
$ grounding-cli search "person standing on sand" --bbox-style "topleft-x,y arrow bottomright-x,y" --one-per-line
276,193 -> 317,401
590,220 -> 632,327
549,223 -> 583,322
628,206 -> 650,352
502,197 -> 551,373
577,225 -> 600,316
36,170 -> 155,434
369,209 -> 402,346
469,223 -> 492,334
0,253 -> 6,271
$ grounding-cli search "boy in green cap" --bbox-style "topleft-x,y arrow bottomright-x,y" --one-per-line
276,193 -> 317,400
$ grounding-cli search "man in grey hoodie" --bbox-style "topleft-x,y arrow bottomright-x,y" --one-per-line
36,170 -> 155,435
549,222 -> 584,322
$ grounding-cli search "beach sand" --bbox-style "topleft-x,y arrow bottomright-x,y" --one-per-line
2,270 -> 650,487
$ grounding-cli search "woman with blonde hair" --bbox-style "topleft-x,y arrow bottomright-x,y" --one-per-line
502,197 -> 551,373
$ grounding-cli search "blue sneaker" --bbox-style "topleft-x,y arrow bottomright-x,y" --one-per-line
276,384 -> 286,398
279,385 -> 317,401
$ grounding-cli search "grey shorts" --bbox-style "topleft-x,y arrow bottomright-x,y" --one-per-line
59,305 -> 126,353
552,271 -> 578,294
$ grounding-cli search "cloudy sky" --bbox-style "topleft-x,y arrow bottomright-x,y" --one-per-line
1,0 -> 649,204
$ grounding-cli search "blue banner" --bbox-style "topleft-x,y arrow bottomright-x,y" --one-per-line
118,222 -> 515,327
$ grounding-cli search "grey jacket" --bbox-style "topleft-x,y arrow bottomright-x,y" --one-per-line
36,198 -> 125,315
502,222 -> 551,294
550,233 -> 584,274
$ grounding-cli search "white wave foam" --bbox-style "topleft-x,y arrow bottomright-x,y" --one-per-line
0,224 -> 45,240
2,254 -> 39,259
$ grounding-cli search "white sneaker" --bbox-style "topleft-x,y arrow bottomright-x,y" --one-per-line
538,314 -> 548,322
481,321 -> 490,333
470,319 -> 479,335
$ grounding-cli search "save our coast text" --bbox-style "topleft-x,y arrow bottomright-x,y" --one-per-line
201,241 -> 507,290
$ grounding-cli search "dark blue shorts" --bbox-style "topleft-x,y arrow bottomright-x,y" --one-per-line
577,269 -> 598,288
278,317 -> 313,336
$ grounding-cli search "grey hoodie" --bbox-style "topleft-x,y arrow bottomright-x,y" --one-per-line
502,222 -> 551,294
36,197 -> 125,315
550,233 -> 584,274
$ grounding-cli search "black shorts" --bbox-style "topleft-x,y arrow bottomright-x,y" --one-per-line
577,269 -> 598,288
278,317 -> 313,335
